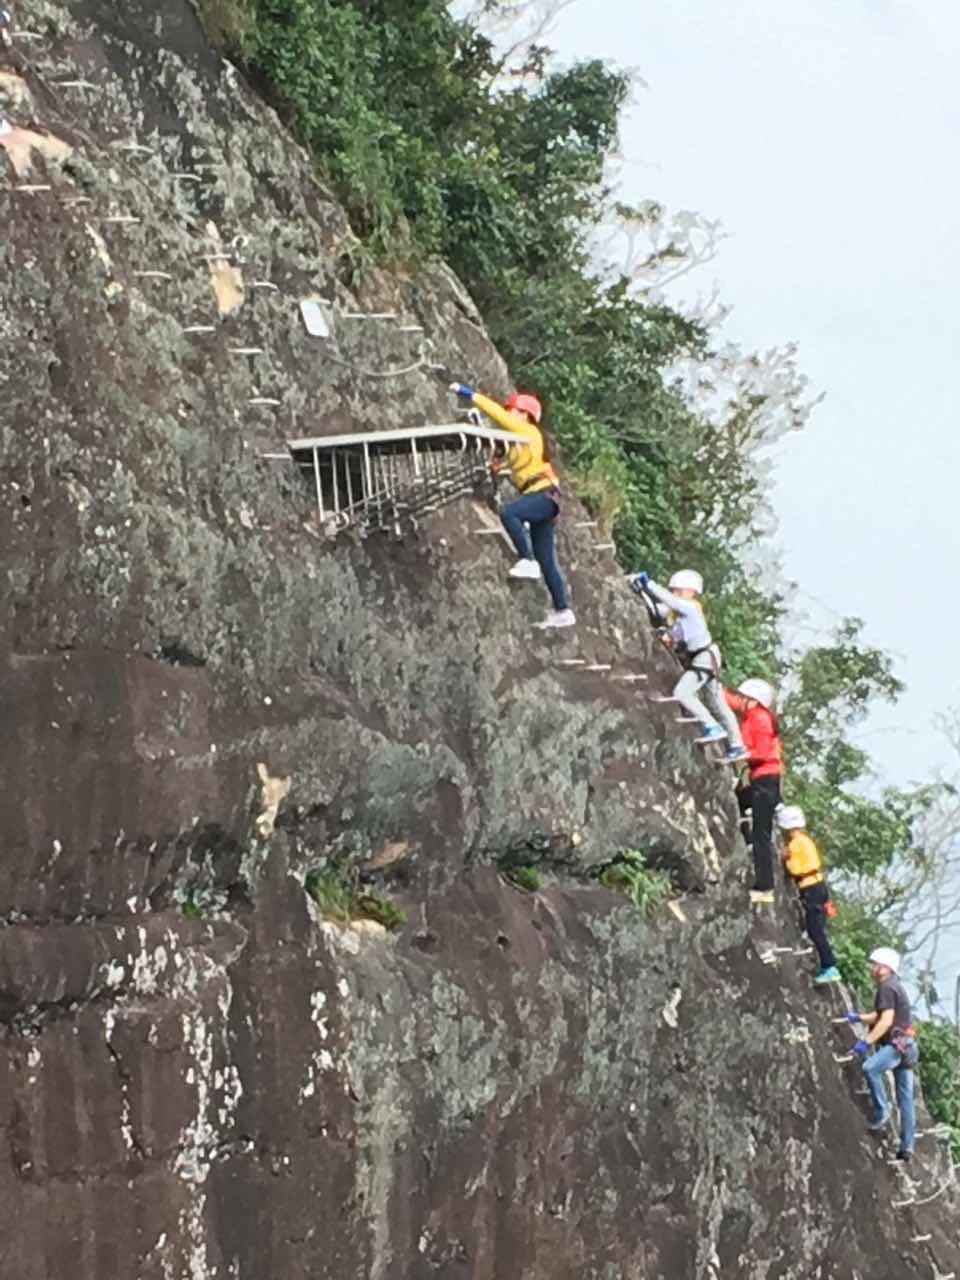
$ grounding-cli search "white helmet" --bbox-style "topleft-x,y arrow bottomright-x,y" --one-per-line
738,678 -> 774,709
869,947 -> 901,975
669,569 -> 703,594
777,805 -> 806,830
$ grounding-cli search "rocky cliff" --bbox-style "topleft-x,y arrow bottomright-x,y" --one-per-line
1,2 -> 958,1277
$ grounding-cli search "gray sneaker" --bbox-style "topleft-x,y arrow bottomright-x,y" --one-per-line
508,558 -> 541,580
535,609 -> 576,629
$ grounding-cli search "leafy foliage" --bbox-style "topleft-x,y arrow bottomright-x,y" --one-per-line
305,866 -> 406,931
600,849 -> 673,915
181,891 -> 206,921
506,865 -> 544,893
916,1020 -> 960,1161
195,0 -> 254,48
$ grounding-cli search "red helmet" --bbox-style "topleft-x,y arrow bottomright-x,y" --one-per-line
504,392 -> 542,424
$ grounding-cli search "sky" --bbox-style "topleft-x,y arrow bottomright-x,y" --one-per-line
543,0 -> 960,998
545,0 -> 960,789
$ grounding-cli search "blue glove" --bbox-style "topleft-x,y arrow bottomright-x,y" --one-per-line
449,381 -> 475,401
844,1012 -> 861,1025
630,572 -> 650,594
852,1039 -> 870,1057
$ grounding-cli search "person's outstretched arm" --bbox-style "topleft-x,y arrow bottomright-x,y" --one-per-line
451,383 -> 532,440
645,579 -> 700,618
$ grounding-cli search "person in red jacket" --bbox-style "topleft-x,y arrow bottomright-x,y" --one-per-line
723,678 -> 783,905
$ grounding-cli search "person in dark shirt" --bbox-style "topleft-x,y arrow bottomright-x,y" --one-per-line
845,947 -> 919,1160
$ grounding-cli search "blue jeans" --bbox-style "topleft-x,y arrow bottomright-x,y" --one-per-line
500,491 -> 569,611
863,1041 -> 918,1153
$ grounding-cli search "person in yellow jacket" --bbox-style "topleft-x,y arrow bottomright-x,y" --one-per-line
777,806 -> 840,984
451,382 -> 575,628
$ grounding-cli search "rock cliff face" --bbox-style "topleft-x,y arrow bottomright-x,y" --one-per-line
1,3 -> 957,1277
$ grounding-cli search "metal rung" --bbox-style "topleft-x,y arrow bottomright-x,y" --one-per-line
134,271 -> 173,280
104,215 -> 140,225
649,695 -> 678,703
249,397 -> 281,406
341,311 -> 396,320
574,520 -> 598,528
56,79 -> 97,89
250,281 -> 278,291
594,543 -> 615,551
555,659 -> 586,666
14,184 -> 52,192
172,173 -> 202,182
10,30 -> 45,39
229,347 -> 265,356
183,325 -> 217,335
584,664 -> 612,672
61,196 -> 92,206
471,528 -> 505,535
910,1234 -> 931,1243
674,716 -> 699,723
833,1053 -> 853,1063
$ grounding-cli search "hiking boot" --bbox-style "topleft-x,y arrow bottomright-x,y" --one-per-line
867,1110 -> 891,1132
508,558 -> 541,580
722,745 -> 749,764
814,966 -> 842,985
695,725 -> 727,745
749,889 -> 775,905
895,1149 -> 912,1163
535,609 -> 576,629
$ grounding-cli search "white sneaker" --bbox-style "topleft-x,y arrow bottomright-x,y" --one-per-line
508,559 -> 541,580
535,609 -> 576,629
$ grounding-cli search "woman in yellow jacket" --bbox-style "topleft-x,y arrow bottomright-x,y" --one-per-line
451,382 -> 575,628
777,806 -> 840,985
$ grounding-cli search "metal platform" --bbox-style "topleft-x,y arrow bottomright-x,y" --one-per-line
266,421 -> 522,536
